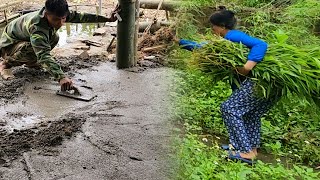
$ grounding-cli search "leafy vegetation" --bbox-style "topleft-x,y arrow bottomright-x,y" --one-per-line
170,0 -> 320,179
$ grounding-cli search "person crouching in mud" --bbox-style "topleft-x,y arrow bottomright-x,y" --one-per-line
177,6 -> 277,164
0,0 -> 120,91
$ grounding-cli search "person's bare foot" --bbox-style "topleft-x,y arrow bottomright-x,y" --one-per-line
0,61 -> 6,72
0,61 -> 14,80
239,151 -> 256,159
252,148 -> 258,156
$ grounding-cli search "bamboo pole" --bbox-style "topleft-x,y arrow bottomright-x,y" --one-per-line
134,0 -> 140,65
138,21 -> 172,32
0,13 -> 20,25
116,0 -> 136,69
139,0 -> 181,11
4,10 -> 8,24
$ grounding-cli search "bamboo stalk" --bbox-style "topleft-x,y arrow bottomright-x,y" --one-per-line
139,21 -> 172,32
134,0 -> 140,65
139,0 -> 181,11
0,13 -> 20,25
116,0 -> 136,69
143,44 -> 167,52
4,10 -> 8,24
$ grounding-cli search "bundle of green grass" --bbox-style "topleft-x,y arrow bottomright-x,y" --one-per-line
189,31 -> 320,105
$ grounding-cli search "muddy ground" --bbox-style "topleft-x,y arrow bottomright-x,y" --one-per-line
0,54 -> 174,180
0,1 -> 175,180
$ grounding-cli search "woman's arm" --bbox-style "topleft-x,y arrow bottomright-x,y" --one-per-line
225,30 -> 268,75
178,39 -> 207,51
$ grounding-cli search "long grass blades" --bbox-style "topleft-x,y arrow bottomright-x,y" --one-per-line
189,32 -> 320,105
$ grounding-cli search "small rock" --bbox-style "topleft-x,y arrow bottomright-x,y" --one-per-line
33,86 -> 42,90
125,67 -> 145,73
74,46 -> 90,50
93,27 -> 107,36
79,51 -> 90,60
139,60 -> 154,67
144,56 -> 156,60
108,54 -> 116,62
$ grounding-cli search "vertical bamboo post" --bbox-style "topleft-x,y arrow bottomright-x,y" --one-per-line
165,10 -> 169,21
99,0 -> 102,15
95,5 -> 101,28
134,0 -> 140,65
116,0 -> 136,69
75,5 -> 78,31
4,9 -> 8,24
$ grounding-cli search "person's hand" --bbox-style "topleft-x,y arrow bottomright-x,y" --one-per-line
236,61 -> 258,76
236,66 -> 251,76
59,77 -> 73,91
173,36 -> 180,43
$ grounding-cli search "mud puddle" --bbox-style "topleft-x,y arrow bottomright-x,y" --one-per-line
57,23 -> 99,47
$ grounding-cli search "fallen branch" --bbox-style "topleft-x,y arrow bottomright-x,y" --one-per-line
142,44 -> 167,52
139,0 -> 181,11
80,40 -> 103,47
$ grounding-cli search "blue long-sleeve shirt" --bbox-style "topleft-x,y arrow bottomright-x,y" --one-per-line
179,30 -> 268,62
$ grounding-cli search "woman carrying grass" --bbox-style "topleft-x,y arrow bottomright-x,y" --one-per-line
179,7 -> 274,164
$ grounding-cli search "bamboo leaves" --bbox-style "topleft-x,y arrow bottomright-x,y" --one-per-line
189,33 -> 320,105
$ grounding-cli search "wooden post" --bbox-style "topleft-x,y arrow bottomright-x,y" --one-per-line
75,5 -> 78,31
165,10 -> 169,21
99,0 -> 102,15
4,10 -> 8,24
116,0 -> 136,69
66,23 -> 71,36
134,0 -> 140,65
95,5 -> 101,28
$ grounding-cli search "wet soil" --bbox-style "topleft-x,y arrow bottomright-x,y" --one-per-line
0,60 -> 173,180
0,113 -> 86,158
0,2 -> 173,179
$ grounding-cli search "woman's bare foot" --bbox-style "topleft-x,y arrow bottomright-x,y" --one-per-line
239,151 -> 256,159
252,148 -> 258,156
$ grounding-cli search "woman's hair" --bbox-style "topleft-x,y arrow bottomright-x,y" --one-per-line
209,6 -> 237,29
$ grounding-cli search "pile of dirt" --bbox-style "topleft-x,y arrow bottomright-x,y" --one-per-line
138,27 -> 175,53
0,78 -> 26,103
0,67 -> 48,105
0,112 -> 87,160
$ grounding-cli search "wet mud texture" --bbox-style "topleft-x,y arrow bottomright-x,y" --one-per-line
0,55 -> 104,105
0,113 -> 86,160
0,100 -> 126,163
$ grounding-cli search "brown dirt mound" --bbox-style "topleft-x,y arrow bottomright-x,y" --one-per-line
138,27 -> 175,52
0,113 -> 87,159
